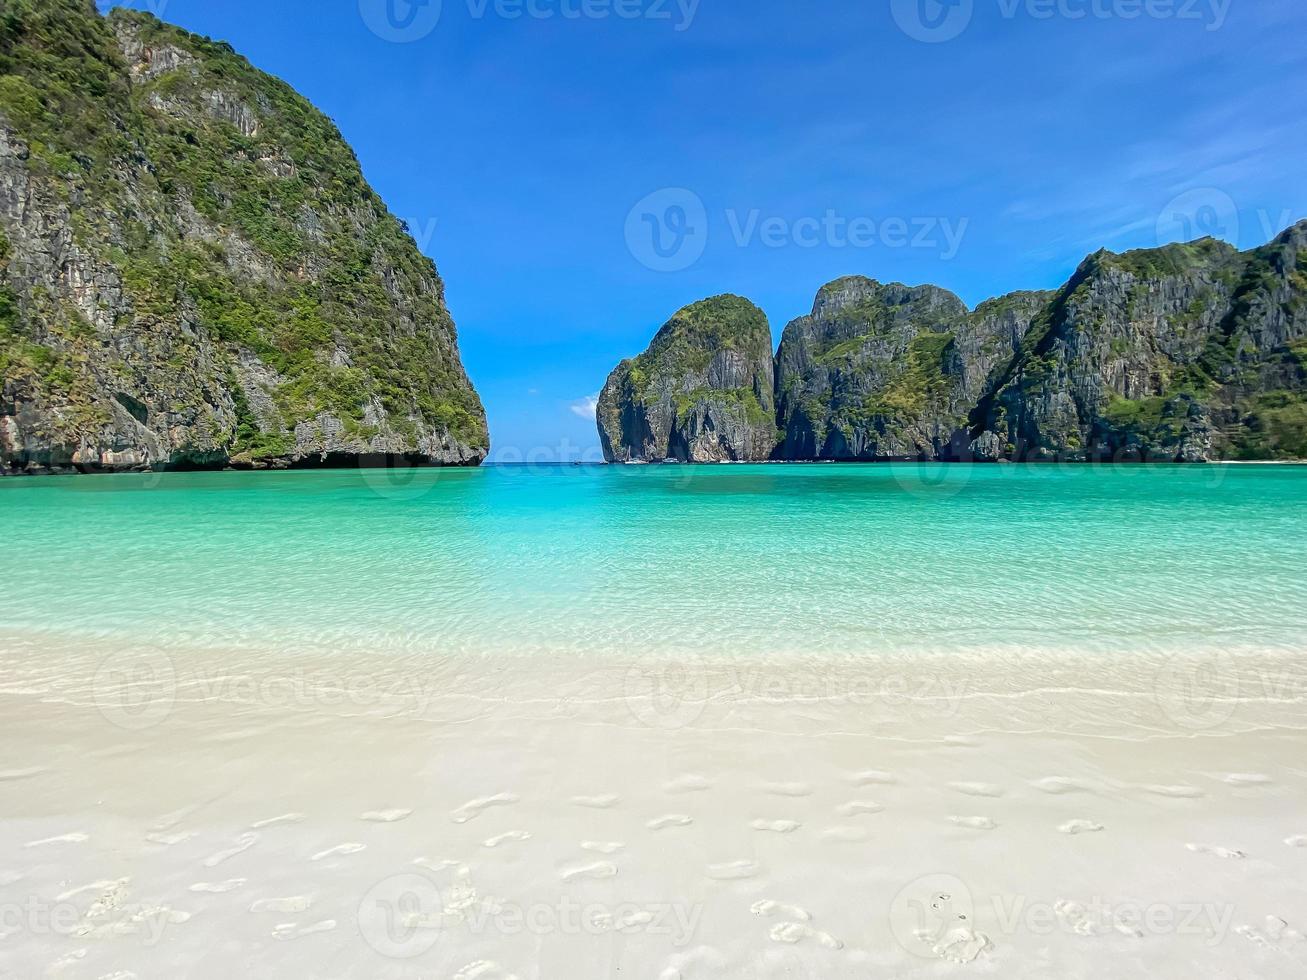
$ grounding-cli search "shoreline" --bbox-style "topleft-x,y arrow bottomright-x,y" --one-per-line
4,457 -> 1307,478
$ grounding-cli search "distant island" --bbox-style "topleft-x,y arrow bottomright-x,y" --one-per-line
599,223 -> 1307,464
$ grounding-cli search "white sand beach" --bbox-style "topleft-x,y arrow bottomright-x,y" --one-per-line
2,630 -> 1305,979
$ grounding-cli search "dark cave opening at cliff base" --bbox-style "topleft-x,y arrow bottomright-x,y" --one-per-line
283,453 -> 457,471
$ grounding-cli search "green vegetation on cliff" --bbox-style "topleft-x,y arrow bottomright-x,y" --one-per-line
0,0 -> 486,473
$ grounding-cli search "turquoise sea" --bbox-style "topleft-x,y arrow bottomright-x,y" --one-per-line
2,463 -> 1305,659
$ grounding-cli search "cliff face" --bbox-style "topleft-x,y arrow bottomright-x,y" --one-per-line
599,223 -> 1307,463
596,295 -> 776,462
773,277 -> 1054,460
0,1 -> 487,474
973,226 -> 1307,461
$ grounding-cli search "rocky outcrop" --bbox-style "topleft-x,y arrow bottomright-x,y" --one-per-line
0,1 -> 486,475
599,223 -> 1307,463
597,295 -> 776,462
972,226 -> 1307,461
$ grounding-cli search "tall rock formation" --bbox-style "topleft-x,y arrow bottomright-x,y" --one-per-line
971,226 -> 1307,461
773,277 -> 1053,460
0,1 -> 487,474
597,295 -> 776,462
599,223 -> 1307,463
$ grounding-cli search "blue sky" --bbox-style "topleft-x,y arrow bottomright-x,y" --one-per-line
103,0 -> 1307,460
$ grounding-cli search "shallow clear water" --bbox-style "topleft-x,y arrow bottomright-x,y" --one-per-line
2,463 -> 1305,659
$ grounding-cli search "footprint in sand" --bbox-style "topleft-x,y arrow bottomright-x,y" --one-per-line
0,767 -> 46,782
948,782 -> 1004,799
820,826 -> 868,843
1032,777 -> 1093,795
252,896 -> 313,913
760,782 -> 813,798
1186,843 -> 1245,859
1236,915 -> 1305,951
310,843 -> 365,862
146,831 -> 196,846
949,816 -> 997,831
559,860 -> 618,882
56,879 -> 129,902
1142,784 -> 1205,799
847,770 -> 896,786
751,899 -> 812,922
1221,773 -> 1273,786
454,961 -> 520,980
1058,820 -> 1104,835
483,831 -> 531,849
189,879 -> 247,894
581,841 -> 625,854
751,819 -> 801,834
1285,835 -> 1307,848
271,919 -> 336,941
251,813 -> 305,830
203,833 -> 258,867
706,860 -> 760,881
836,801 -> 883,817
768,921 -> 844,948
451,793 -> 520,824
664,775 -> 713,794
1054,900 -> 1099,936
592,908 -> 656,930
361,809 -> 413,823
647,814 -> 693,831
151,805 -> 200,832
943,736 -> 982,748
657,947 -> 728,980
570,794 -> 620,809
25,832 -> 89,848
926,926 -> 991,963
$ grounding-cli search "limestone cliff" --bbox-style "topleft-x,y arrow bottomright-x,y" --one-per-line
599,223 -> 1307,463
597,295 -> 776,462
0,1 -> 487,474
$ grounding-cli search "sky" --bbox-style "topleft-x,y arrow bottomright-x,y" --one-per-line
101,0 -> 1307,460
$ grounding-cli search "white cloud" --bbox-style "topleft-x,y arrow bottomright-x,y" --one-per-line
569,394 -> 600,420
